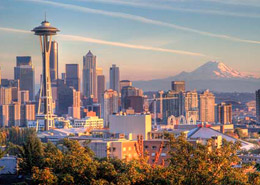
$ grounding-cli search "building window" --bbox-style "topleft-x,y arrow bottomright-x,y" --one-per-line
151,153 -> 155,156
152,146 -> 157,150
161,153 -> 166,157
145,145 -> 149,149
128,147 -> 131,151
123,147 -> 126,151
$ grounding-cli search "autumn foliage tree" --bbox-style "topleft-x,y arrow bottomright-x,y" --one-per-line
12,132 -> 260,185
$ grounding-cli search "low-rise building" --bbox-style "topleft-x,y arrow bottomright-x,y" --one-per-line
238,154 -> 260,164
72,116 -> 103,129
88,139 -> 138,160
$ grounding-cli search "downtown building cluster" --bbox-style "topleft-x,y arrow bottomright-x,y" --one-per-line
0,42 -> 234,132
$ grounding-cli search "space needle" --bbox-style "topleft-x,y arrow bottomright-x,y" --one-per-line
32,18 -> 59,131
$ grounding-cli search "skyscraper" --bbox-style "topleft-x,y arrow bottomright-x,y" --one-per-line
83,51 -> 97,99
18,90 -> 29,104
110,64 -> 120,92
0,105 -> 9,127
20,103 -> 35,127
68,90 -> 81,119
256,89 -> 260,122
101,89 -> 118,127
125,96 -> 143,113
50,41 -> 58,82
162,90 -> 185,123
97,75 -> 105,103
57,79 -> 75,115
216,102 -> 232,124
96,68 -> 103,76
171,81 -> 185,92
1,79 -> 19,102
120,80 -> 132,93
199,90 -> 215,123
9,102 -> 21,127
66,64 -> 80,91
14,56 -> 35,100
121,86 -> 143,111
0,87 -> 12,105
184,90 -> 199,121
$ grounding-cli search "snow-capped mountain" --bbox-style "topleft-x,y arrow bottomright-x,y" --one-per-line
133,61 -> 260,92
174,61 -> 256,80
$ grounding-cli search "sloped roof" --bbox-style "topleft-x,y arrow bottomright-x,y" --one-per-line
188,127 -> 254,150
86,50 -> 93,56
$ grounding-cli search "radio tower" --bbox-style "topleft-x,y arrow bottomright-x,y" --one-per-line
32,18 -> 59,131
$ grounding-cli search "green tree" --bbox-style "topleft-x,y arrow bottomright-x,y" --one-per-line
17,134 -> 44,174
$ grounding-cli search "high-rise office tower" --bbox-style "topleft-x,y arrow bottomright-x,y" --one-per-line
50,41 -> 58,82
66,64 -> 80,91
101,89 -> 118,127
14,56 -> 35,100
9,102 -> 21,127
120,80 -> 132,93
83,50 -> 97,99
20,103 -> 35,127
96,68 -> 103,76
0,105 -> 9,127
97,75 -> 105,103
121,86 -> 143,111
0,87 -> 12,105
18,90 -> 29,104
256,89 -> 260,122
162,90 -> 185,123
171,81 -> 185,92
184,90 -> 199,121
1,79 -> 19,102
125,96 -> 143,113
110,64 -> 120,92
68,90 -> 81,119
199,90 -> 215,123
1,79 -> 19,89
216,102 -> 232,124
57,79 -> 75,115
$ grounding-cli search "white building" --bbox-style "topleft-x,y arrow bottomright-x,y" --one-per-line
109,114 -> 151,140
72,116 -> 103,129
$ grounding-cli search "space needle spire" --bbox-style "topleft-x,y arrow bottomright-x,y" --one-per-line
32,18 -> 59,131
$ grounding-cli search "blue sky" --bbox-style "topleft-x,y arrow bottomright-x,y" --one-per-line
0,0 -> 260,83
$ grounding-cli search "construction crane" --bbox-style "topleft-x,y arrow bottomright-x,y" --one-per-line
147,91 -> 177,126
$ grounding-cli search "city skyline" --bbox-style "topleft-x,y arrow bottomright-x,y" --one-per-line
0,0 -> 260,83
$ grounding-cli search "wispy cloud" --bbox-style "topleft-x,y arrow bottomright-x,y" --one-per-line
77,0 -> 260,18
19,0 -> 260,45
0,26 -> 206,57
200,0 -> 260,7
0,27 -> 30,34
